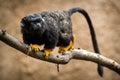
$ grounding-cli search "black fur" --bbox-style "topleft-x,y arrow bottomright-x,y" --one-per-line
20,7 -> 103,76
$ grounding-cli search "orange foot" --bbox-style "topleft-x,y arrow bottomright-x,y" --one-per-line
58,41 -> 73,53
30,44 -> 41,52
58,35 -> 76,53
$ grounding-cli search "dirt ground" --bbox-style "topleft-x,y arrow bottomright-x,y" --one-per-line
0,0 -> 120,80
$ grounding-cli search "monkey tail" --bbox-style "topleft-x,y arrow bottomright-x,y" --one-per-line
68,7 -> 103,77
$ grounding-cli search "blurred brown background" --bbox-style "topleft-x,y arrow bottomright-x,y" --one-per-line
0,0 -> 120,80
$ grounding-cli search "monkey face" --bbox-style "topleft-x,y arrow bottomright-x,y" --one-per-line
20,14 -> 46,35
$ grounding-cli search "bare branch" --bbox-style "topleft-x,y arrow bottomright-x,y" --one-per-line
0,29 -> 120,75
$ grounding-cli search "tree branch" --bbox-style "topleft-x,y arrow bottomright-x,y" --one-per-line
0,29 -> 120,75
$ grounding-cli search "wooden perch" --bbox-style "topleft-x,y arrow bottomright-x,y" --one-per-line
0,29 -> 120,75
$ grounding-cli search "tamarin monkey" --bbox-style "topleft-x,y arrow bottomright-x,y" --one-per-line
20,7 -> 103,76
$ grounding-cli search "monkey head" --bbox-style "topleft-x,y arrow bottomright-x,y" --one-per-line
20,14 -> 46,35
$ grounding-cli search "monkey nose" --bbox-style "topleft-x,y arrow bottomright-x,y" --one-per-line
37,23 -> 42,28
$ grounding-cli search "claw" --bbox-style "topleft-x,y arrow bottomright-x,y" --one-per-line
30,44 -> 41,52
44,49 -> 53,59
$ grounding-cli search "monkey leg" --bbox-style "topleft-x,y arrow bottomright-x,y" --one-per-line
30,44 -> 41,51
43,48 -> 53,59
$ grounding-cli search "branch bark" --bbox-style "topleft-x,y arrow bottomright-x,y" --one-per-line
0,29 -> 120,75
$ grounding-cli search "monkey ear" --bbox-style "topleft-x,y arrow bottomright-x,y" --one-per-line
20,23 -> 25,28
